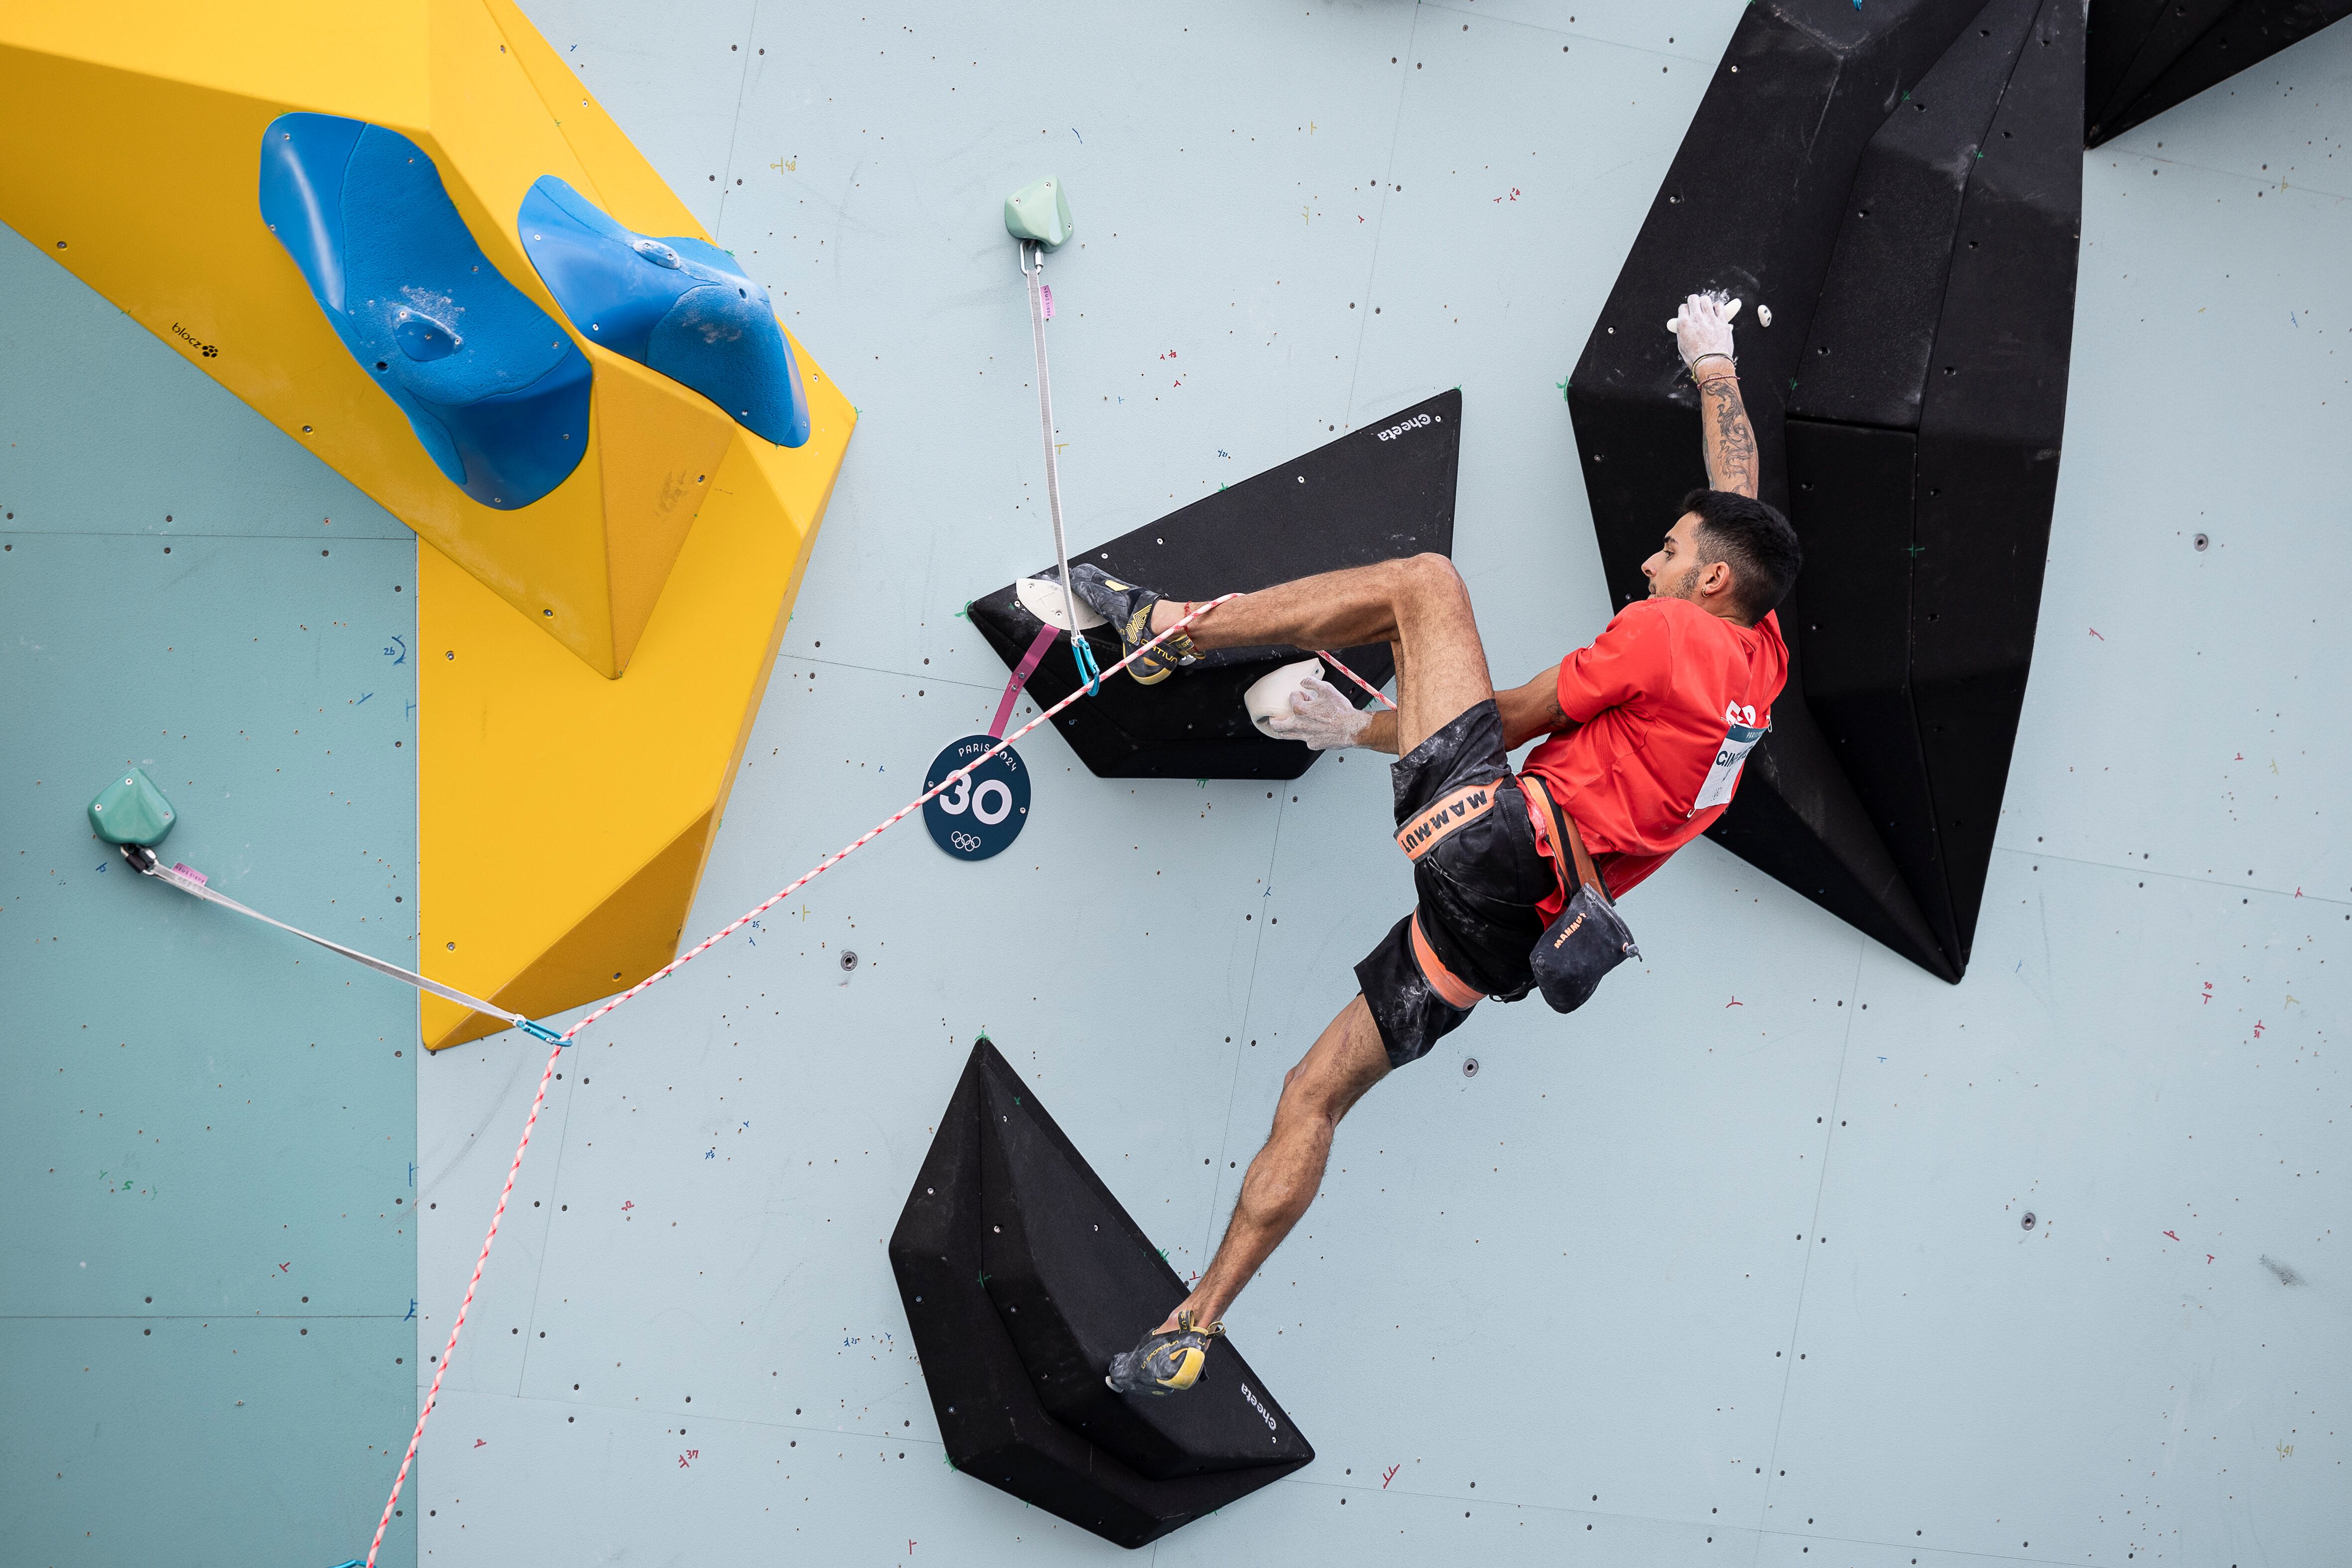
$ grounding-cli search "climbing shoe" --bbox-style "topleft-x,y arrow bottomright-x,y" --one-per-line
1104,1308 -> 1224,1395
1047,562 -> 1197,685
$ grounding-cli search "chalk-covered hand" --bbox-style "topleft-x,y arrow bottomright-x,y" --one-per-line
1263,676 -> 1372,750
1668,291 -> 1741,374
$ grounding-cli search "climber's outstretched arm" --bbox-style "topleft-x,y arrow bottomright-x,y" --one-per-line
1674,291 -> 1759,499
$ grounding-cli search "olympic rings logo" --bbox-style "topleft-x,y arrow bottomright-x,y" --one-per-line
948,830 -> 985,853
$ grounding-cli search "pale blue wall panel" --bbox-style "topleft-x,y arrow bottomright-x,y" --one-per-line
0,227 -> 408,543
0,225 -> 418,1567
0,1318 -> 418,1568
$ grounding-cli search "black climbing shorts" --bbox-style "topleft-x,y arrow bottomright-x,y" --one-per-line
1354,699 -> 1559,1069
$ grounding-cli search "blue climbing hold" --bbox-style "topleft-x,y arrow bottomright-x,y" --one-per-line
516,177 -> 810,448
258,114 -> 592,510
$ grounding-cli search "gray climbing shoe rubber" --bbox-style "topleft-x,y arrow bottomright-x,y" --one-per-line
1104,1308 -> 1224,1395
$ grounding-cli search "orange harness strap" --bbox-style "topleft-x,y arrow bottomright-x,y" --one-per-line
1408,912 -> 1486,1010
1394,774 -> 1613,1011
1396,775 -> 1512,1010
1519,774 -> 1609,903
1395,778 -> 1506,862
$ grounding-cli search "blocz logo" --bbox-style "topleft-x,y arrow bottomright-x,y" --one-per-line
1239,1381 -> 1277,1432
171,322 -> 219,359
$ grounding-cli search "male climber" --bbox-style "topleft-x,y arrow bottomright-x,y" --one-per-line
1054,293 -> 1800,1396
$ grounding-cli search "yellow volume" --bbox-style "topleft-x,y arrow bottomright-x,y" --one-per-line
1,0 -> 855,1048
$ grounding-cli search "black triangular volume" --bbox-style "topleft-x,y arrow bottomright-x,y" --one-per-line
969,391 -> 1461,780
1567,0 -> 2084,982
2085,0 -> 2351,146
889,1041 -> 1312,1548
1789,0 -> 2082,974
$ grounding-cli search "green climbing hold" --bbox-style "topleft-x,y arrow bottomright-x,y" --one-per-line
88,766 -> 175,847
1003,176 -> 1073,248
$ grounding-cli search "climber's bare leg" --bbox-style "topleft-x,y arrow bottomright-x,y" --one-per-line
1157,554 -> 1493,753
1152,994 -> 1389,1333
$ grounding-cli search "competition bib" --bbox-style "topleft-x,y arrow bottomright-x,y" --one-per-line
1692,716 -> 1767,814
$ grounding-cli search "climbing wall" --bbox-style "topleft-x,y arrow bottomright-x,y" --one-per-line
6,2 -> 2349,1566
0,226 -> 421,1564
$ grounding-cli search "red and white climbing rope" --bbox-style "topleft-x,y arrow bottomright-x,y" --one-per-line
1315,647 -> 1399,711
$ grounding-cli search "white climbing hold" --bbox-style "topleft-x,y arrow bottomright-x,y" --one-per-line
1015,575 -> 1107,631
1666,294 -> 1742,332
1244,658 -> 1327,739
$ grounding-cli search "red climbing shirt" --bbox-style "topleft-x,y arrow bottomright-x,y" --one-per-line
1519,596 -> 1788,909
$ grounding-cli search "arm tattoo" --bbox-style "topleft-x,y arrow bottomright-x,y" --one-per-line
1702,376 -> 1760,499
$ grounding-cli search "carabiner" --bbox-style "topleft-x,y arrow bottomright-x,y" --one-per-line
514,1017 -> 569,1047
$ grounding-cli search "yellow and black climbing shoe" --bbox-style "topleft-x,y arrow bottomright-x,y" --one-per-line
1053,563 -> 1197,686
1104,1308 -> 1225,1395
